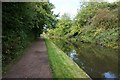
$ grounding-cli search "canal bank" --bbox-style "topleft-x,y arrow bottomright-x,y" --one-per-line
45,38 -> 90,78
51,38 -> 118,79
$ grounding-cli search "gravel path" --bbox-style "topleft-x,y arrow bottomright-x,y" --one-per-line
3,38 -> 52,78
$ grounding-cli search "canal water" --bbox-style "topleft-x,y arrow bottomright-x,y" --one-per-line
51,38 -> 119,79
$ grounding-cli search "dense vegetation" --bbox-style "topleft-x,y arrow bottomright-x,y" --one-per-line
2,2 -> 56,68
47,2 -> 119,49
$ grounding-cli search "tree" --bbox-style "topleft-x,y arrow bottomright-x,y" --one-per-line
49,13 -> 72,37
2,2 -> 57,67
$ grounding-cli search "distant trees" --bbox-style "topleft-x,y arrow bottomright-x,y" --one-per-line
47,2 -> 119,48
47,13 -> 72,38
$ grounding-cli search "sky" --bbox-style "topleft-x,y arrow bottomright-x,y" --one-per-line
49,0 -> 119,19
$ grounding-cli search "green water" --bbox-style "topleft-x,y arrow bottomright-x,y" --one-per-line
51,38 -> 119,79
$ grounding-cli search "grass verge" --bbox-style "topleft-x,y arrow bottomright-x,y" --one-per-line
45,38 -> 90,78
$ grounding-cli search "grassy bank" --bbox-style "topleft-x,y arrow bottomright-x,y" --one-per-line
45,38 -> 90,78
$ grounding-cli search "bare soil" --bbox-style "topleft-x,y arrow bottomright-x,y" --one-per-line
3,38 -> 52,78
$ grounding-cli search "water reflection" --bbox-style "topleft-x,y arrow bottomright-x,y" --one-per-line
68,50 -> 77,60
103,72 -> 116,78
51,39 -> 118,79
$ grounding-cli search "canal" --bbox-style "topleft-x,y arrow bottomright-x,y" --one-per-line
51,38 -> 119,79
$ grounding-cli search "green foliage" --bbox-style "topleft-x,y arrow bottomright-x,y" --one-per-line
47,2 -> 119,49
47,13 -> 72,38
74,2 -> 118,27
74,2 -> 119,48
2,2 -> 56,67
92,8 -> 118,29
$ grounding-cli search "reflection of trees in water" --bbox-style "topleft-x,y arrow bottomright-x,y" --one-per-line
51,39 -> 73,55
73,42 -> 118,78
52,38 -> 118,78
